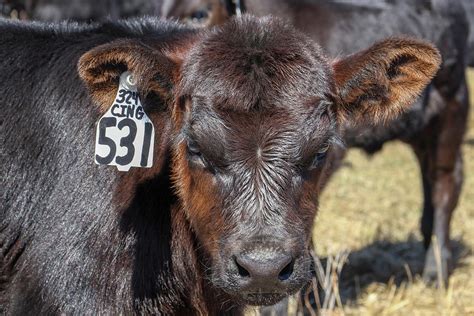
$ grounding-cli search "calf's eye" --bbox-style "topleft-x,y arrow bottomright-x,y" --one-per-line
186,140 -> 211,170
310,143 -> 330,168
187,140 -> 201,157
318,143 -> 330,154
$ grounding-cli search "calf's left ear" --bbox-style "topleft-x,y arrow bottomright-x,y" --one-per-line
77,36 -> 197,174
77,38 -> 193,112
332,37 -> 441,125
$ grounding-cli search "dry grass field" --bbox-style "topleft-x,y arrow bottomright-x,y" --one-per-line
249,70 -> 474,316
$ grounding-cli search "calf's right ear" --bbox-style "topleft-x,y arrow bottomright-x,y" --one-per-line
332,37 -> 441,126
78,38 -> 193,113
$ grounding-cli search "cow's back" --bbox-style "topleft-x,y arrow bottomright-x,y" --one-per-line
243,0 -> 465,54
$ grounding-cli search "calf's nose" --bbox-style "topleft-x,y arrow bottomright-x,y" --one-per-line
233,250 -> 295,285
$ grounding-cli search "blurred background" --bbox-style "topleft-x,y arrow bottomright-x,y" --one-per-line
1,0 -> 473,314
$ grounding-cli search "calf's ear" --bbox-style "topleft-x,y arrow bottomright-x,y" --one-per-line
78,38 -> 194,112
78,37 -> 197,175
332,37 -> 441,125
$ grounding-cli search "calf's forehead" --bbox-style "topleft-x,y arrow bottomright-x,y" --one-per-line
180,16 -> 334,112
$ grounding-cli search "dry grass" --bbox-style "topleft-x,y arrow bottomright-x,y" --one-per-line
247,70 -> 474,316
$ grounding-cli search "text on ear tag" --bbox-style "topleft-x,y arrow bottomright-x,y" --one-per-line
94,71 -> 155,172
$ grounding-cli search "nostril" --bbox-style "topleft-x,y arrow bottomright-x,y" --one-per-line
234,251 -> 294,281
234,256 -> 250,277
278,259 -> 294,281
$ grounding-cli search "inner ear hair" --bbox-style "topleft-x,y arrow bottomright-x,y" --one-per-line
78,39 -> 178,112
333,37 -> 441,124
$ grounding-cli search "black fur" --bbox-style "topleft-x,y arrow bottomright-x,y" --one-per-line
0,17 -> 199,314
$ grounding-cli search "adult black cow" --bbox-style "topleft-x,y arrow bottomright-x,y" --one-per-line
1,15 -> 440,314
214,0 -> 470,287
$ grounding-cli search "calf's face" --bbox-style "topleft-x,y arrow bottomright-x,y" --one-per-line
174,104 -> 334,304
173,17 -> 440,305
79,17 -> 440,306
173,19 -> 338,305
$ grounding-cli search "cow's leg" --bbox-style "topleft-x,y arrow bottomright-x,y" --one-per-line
419,161 -> 435,250
422,149 -> 463,287
411,82 -> 468,286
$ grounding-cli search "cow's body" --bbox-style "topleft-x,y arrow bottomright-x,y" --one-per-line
0,18 -> 217,315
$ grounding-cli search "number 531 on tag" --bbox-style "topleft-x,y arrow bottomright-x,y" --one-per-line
94,72 -> 154,172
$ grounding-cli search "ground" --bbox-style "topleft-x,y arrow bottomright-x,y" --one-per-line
250,70 -> 474,315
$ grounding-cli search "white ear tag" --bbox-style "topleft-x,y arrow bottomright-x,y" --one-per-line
94,71 -> 154,172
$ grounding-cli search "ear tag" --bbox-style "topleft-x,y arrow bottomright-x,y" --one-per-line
94,71 -> 154,171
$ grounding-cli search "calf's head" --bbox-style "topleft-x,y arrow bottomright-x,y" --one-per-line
173,16 -> 440,305
79,16 -> 440,306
